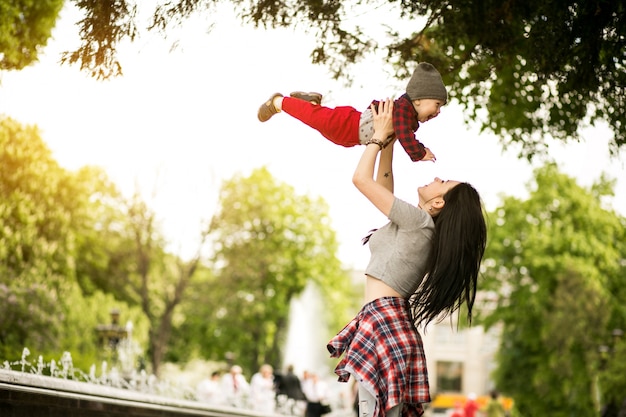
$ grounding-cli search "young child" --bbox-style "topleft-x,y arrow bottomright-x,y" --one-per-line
257,62 -> 447,162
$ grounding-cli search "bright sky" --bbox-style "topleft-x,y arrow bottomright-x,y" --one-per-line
1,4 -> 624,271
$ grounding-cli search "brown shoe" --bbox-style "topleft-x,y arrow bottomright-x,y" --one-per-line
290,91 -> 323,105
258,93 -> 283,122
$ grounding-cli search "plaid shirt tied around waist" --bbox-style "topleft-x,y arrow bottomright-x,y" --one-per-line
327,297 -> 430,417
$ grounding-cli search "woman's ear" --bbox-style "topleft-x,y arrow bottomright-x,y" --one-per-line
432,198 -> 445,210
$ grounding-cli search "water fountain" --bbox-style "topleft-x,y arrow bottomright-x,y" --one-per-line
0,347 -> 256,417
282,282 -> 354,415
0,283 -> 352,417
283,281 -> 331,377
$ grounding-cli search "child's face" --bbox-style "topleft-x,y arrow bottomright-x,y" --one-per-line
412,98 -> 444,123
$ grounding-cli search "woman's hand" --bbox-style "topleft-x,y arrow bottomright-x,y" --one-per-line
371,98 -> 395,140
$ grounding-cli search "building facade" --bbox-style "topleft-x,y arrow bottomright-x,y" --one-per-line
420,319 -> 504,414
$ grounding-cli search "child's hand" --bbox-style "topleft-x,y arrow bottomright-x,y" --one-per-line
421,147 -> 437,162
371,98 -> 395,139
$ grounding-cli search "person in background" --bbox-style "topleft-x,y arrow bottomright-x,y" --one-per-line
221,365 -> 250,408
250,364 -> 277,413
464,392 -> 479,417
450,400 -> 464,417
277,364 -> 307,415
302,372 -> 330,417
326,99 -> 487,417
482,390 -> 506,417
196,370 -> 224,405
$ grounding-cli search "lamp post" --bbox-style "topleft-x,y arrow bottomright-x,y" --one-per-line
95,309 -> 129,366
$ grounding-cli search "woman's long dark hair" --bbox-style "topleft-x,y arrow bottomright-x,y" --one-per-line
410,182 -> 487,326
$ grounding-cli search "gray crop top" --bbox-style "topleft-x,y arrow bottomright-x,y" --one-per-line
364,197 -> 435,298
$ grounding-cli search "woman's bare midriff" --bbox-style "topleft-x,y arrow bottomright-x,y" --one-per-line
364,274 -> 403,303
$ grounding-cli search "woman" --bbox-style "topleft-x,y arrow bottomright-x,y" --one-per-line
327,99 -> 487,417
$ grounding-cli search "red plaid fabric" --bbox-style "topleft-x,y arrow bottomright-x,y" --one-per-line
371,94 -> 426,162
327,297 -> 430,417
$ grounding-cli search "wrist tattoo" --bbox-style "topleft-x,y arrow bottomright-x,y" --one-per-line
384,171 -> 391,178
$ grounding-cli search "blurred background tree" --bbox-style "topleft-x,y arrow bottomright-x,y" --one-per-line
170,167 -> 358,373
2,0 -> 623,157
477,164 -> 626,416
0,0 -> 64,70
0,116 -> 148,370
93,191 -> 209,376
0,116 -> 357,378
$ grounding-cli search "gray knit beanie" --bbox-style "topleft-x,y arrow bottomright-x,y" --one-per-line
405,62 -> 447,104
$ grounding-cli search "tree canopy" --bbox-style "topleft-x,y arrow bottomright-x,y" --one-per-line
3,0 -> 622,158
0,116 -> 75,358
478,164 -> 626,416
0,0 -> 64,70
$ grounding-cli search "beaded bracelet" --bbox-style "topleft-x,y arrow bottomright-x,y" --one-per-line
382,134 -> 395,148
364,138 -> 384,150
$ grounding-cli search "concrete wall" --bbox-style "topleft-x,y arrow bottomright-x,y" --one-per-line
0,369 -> 271,417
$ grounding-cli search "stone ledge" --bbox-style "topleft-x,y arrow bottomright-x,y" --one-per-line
0,369 -> 273,417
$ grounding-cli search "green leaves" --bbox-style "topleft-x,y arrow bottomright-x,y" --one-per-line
6,1 -> 624,155
190,166 -> 356,372
0,116 -> 155,372
0,117 -> 116,362
407,0 -> 626,157
479,164 -> 626,415
0,0 -> 64,70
